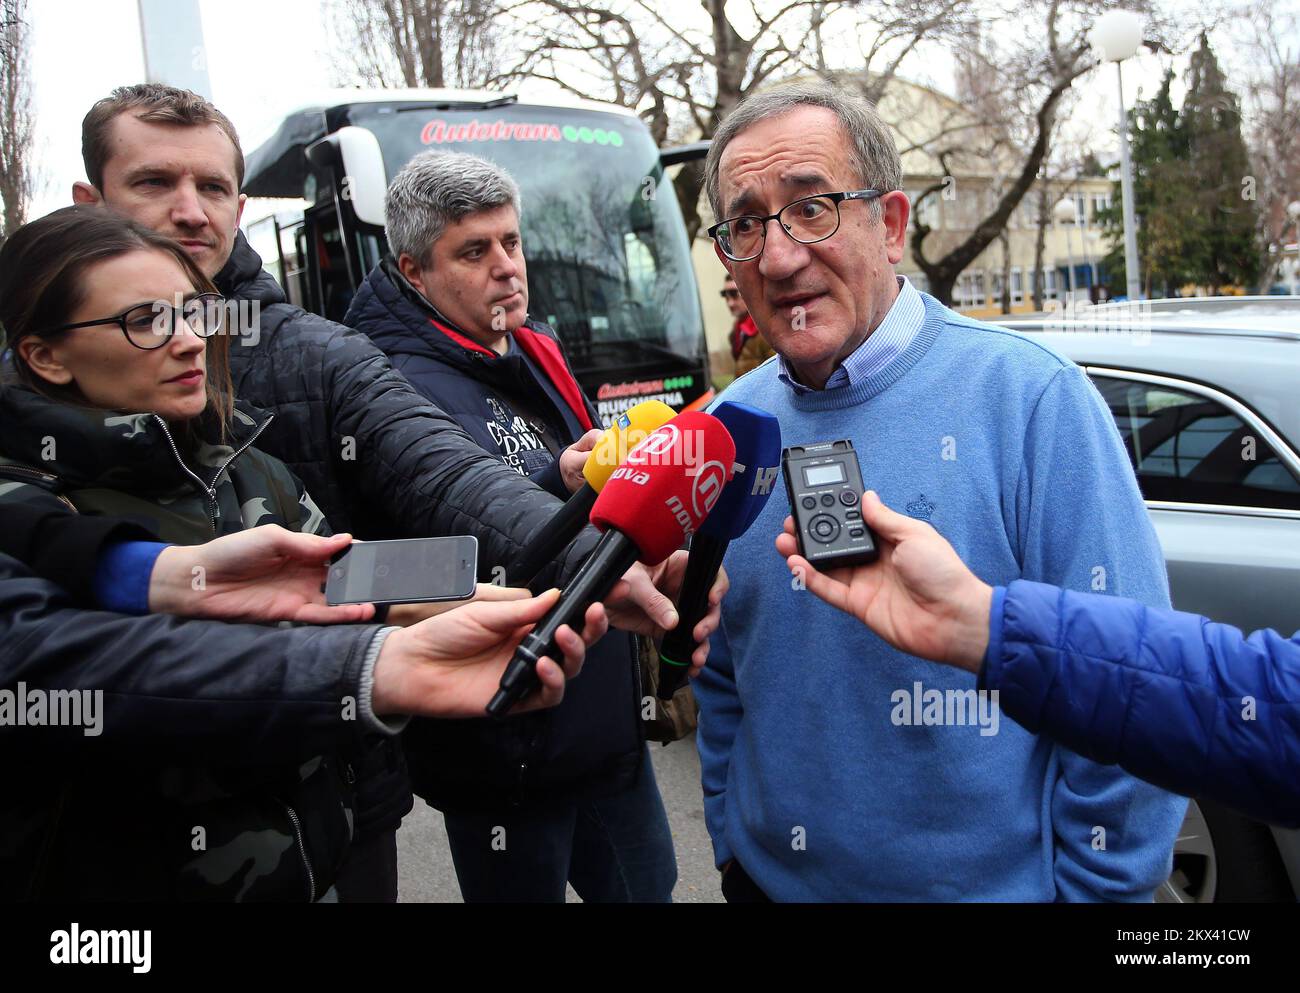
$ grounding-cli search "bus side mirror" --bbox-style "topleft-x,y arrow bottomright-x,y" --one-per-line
306,126 -> 388,229
659,141 -> 710,168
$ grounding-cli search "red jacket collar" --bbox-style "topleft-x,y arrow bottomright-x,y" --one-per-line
426,317 -> 594,433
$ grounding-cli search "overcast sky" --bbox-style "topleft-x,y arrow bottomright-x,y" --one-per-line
26,0 -> 1283,221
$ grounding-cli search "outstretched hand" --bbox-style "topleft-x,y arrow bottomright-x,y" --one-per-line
372,587 -> 608,718
774,491 -> 993,672
149,526 -> 376,624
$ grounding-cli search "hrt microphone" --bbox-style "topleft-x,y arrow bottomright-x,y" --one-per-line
486,411 -> 737,717
657,401 -> 782,699
505,400 -> 676,588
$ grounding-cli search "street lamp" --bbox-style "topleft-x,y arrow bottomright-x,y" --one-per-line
1090,9 -> 1144,301
1054,196 -> 1079,304
1288,200 -> 1300,297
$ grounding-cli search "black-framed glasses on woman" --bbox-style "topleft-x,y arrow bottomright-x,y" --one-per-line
707,189 -> 884,263
45,292 -> 226,351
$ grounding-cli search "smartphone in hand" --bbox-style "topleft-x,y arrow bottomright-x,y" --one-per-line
325,536 -> 478,606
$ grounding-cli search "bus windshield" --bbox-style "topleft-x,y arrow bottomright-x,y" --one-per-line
350,102 -> 704,371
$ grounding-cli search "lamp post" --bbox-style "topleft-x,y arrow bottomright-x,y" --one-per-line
1090,9 -> 1144,301
1288,200 -> 1300,296
1054,197 -> 1079,304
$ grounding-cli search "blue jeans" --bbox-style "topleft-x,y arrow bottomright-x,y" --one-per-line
441,747 -> 677,903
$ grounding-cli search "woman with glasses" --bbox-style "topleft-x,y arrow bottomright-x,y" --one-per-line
0,203 -> 365,900
0,206 -> 603,901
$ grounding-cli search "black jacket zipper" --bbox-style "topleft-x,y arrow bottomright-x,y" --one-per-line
150,414 -> 273,533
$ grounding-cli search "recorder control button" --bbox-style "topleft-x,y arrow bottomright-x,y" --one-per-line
839,490 -> 859,506
849,527 -> 865,538
845,510 -> 861,521
810,516 -> 840,543
801,496 -> 817,511
820,493 -> 836,507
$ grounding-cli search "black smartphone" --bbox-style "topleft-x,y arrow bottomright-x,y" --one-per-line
325,536 -> 478,606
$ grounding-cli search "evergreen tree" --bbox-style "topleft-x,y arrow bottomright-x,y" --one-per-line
1101,70 -> 1197,297
1101,36 -> 1260,296
1183,31 -> 1260,292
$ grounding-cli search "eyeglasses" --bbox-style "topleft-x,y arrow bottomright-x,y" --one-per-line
707,190 -> 884,262
720,289 -> 741,300
46,293 -> 226,350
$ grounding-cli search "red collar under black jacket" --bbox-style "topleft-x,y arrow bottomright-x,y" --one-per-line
343,261 -> 643,814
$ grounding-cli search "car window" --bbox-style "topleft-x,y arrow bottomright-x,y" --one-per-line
1090,375 -> 1300,510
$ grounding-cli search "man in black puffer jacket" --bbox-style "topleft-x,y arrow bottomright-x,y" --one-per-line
344,151 -> 677,902
71,83 -> 707,902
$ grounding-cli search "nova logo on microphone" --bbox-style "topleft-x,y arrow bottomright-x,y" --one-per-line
609,467 -> 650,485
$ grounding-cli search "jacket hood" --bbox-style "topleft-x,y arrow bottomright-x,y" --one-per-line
0,384 -> 272,496
215,231 -> 287,308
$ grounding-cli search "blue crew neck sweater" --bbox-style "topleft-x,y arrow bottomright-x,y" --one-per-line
697,292 -> 1187,902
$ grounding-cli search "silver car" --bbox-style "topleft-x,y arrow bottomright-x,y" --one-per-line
999,297 -> 1300,903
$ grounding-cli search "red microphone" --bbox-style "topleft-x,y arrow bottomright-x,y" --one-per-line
485,412 -> 736,716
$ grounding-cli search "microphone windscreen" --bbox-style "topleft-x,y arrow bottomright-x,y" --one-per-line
590,411 -> 736,565
582,399 -> 677,492
700,401 -> 784,540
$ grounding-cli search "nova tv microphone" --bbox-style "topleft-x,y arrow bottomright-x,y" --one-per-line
656,401 -> 782,699
486,411 -> 737,717
505,399 -> 676,588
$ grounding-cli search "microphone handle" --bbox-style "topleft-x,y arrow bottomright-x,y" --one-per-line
656,532 -> 729,700
486,528 -> 641,717
505,483 -> 599,588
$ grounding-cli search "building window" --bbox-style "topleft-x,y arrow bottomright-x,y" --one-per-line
1011,267 -> 1024,305
907,189 -> 940,229
1041,268 -> 1058,301
1074,192 -> 1088,227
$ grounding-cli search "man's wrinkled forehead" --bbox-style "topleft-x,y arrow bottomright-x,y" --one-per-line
717,110 -> 855,217
723,168 -> 836,218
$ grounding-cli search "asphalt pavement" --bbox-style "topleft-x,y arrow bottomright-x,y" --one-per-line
396,732 -> 723,903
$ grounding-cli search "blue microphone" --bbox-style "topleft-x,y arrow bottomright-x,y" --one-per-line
656,401 -> 782,699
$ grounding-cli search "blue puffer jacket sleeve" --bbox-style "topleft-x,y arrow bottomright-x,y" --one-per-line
981,579 -> 1300,827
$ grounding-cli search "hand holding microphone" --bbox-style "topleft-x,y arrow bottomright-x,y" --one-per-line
487,411 -> 737,716
505,400 -> 676,588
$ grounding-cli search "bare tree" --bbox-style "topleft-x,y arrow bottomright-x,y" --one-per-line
908,0 -> 1178,305
329,0 -> 508,89
1240,0 -> 1300,290
0,0 -> 36,242
505,1 -> 969,242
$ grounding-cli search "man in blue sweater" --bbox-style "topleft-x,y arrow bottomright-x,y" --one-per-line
696,81 -> 1187,902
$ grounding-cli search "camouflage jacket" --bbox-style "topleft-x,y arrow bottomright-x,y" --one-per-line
0,383 -> 355,901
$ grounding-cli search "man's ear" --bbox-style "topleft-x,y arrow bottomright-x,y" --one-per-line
396,253 -> 426,293
713,240 -> 736,277
235,192 -> 247,227
17,338 -> 74,386
882,191 -> 911,265
72,181 -> 103,206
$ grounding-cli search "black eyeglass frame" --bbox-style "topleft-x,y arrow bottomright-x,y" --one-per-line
43,292 -> 227,351
707,189 -> 885,262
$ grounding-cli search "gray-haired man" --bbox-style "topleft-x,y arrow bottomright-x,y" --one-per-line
343,150 -> 686,903
695,82 -> 1185,902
